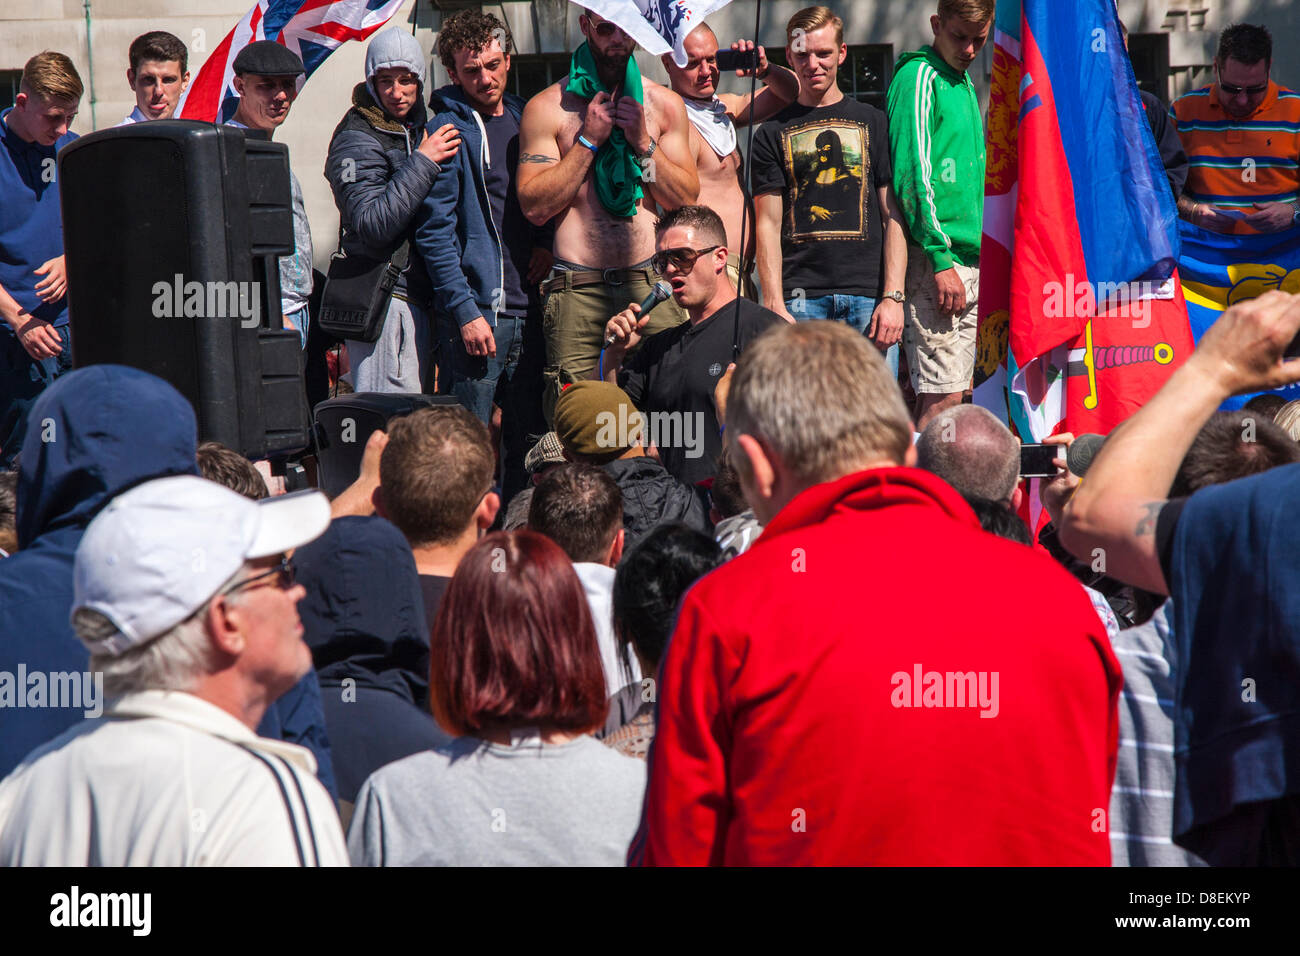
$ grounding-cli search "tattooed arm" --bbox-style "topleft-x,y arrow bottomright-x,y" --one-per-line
516,85 -> 595,226
1060,291 -> 1300,595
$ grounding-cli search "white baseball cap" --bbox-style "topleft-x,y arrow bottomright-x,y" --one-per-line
72,475 -> 331,657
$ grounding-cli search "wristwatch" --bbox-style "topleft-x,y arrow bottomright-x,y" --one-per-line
638,138 -> 658,162
883,290 -> 905,304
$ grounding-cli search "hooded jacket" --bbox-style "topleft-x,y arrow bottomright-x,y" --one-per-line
0,366 -> 337,795
0,366 -> 198,776
602,455 -> 712,549
886,47 -> 985,272
630,466 -> 1122,866
324,28 -> 438,305
295,515 -> 451,804
415,85 -> 538,328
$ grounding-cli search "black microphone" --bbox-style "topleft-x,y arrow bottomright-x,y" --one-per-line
1066,433 -> 1106,478
605,280 -> 672,347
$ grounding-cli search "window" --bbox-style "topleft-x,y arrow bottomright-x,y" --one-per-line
1127,33 -> 1171,105
508,53 -> 572,102
0,71 -> 21,111
766,44 -> 894,111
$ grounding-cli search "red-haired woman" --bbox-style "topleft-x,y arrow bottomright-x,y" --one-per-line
347,530 -> 647,865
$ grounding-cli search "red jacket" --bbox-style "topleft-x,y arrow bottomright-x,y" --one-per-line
629,467 -> 1121,866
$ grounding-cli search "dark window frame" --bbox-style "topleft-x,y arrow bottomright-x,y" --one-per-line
766,44 -> 895,111
0,70 -> 22,111
507,53 -> 573,102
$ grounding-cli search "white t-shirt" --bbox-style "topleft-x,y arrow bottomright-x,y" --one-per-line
0,690 -> 348,866
575,562 -> 642,699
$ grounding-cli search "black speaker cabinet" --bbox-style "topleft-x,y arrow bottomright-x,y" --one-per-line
58,120 -> 310,459
313,392 -> 460,498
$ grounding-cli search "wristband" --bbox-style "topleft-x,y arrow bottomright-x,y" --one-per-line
578,134 -> 599,153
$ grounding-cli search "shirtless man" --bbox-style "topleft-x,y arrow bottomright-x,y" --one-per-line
660,24 -> 798,297
517,6 -> 698,421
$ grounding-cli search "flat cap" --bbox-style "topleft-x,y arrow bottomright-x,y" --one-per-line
233,40 -> 306,77
524,431 -> 566,474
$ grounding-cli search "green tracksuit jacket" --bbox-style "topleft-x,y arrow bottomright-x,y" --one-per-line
886,46 -> 985,273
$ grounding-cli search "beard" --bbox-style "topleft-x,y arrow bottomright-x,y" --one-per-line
591,43 -> 632,77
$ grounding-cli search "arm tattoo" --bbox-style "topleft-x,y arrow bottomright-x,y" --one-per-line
519,152 -> 558,164
1135,501 -> 1165,536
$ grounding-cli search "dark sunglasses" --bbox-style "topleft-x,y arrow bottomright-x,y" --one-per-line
221,555 -> 295,596
1218,77 -> 1268,96
652,246 -> 720,275
590,19 -> 626,39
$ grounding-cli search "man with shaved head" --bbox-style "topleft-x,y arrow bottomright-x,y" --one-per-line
916,403 -> 1022,509
660,23 -> 798,294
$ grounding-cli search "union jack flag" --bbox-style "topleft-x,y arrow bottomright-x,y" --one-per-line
176,0 -> 406,122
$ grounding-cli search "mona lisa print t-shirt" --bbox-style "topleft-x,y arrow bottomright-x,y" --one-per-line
751,98 -> 892,298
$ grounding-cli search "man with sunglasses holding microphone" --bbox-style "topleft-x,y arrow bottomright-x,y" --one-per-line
599,205 -> 780,486
1171,23 -> 1300,235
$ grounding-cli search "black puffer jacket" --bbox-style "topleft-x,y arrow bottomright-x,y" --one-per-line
324,83 -> 439,304
603,455 -> 713,548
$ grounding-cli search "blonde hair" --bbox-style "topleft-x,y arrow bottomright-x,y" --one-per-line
20,51 -> 84,103
787,6 -> 844,48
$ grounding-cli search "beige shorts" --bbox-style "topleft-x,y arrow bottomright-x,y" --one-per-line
726,253 -> 757,302
902,249 -> 980,394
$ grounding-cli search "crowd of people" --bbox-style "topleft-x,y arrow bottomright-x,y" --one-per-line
0,0 -> 1299,866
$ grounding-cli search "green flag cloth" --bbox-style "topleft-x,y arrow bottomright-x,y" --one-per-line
567,41 -> 644,219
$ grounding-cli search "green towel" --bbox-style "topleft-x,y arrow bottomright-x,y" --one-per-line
567,41 -> 644,219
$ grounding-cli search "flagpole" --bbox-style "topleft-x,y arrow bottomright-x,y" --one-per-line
732,0 -> 763,362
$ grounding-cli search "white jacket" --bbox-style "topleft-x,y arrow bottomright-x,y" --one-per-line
0,690 -> 348,866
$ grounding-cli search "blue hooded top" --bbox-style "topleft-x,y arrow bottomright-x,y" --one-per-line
415,85 -> 528,329
295,515 -> 451,803
0,366 -> 337,798
0,365 -> 199,775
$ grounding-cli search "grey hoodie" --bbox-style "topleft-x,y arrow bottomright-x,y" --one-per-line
364,26 -> 426,104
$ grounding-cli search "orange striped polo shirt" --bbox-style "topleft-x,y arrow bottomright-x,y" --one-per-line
1171,80 -> 1300,235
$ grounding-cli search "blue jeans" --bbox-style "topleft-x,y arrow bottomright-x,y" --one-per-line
435,313 -> 546,505
284,306 -> 309,350
787,294 -> 900,378
0,324 -> 74,467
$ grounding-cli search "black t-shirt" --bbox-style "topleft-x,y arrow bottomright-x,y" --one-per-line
620,296 -> 782,486
483,110 -> 531,315
750,97 -> 892,299
418,574 -> 452,628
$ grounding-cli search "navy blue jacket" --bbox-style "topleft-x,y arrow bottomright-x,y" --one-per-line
296,515 -> 451,804
0,365 -> 337,796
415,86 -> 528,328
0,366 -> 197,776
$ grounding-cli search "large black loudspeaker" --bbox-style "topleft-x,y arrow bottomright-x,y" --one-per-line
313,392 -> 460,498
58,121 -> 310,458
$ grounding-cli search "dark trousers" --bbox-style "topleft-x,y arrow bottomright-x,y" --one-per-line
434,311 -> 546,507
0,325 -> 73,468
